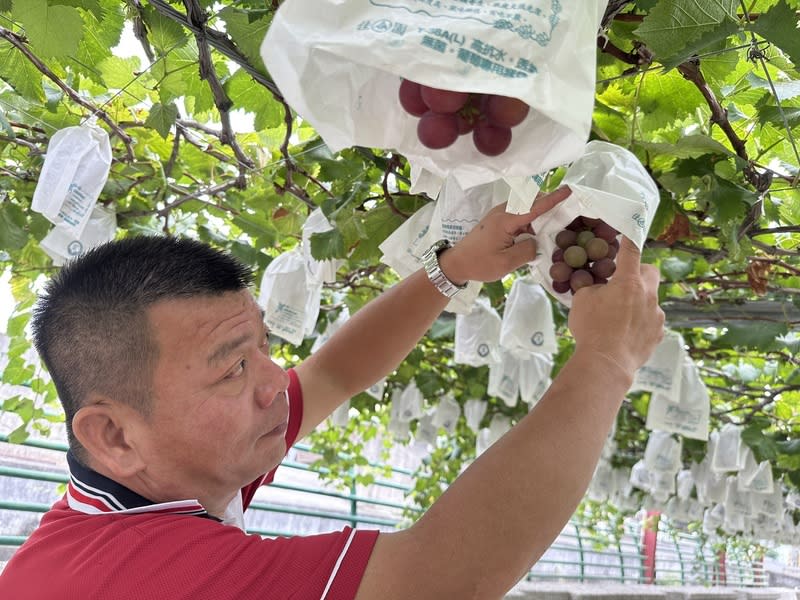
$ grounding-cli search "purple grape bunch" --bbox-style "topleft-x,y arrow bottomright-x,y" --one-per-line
549,216 -> 620,294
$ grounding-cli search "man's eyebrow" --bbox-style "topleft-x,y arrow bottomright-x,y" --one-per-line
207,334 -> 251,366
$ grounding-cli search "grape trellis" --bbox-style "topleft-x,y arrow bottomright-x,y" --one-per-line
1,0 -> 799,547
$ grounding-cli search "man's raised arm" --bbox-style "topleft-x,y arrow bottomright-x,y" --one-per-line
355,237 -> 665,600
293,187 -> 571,441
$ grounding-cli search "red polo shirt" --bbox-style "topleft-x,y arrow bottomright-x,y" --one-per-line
0,369 -> 379,599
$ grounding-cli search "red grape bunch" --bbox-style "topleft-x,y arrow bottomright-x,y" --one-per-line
398,79 -> 530,156
548,216 -> 620,294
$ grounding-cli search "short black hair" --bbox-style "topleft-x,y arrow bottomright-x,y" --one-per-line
31,236 -> 254,463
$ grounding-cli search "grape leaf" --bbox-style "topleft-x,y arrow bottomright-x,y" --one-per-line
638,70 -> 704,131
51,0 -> 102,19
635,0 -> 737,59
218,7 -> 272,72
757,104 -> 800,127
742,424 -> 779,461
660,256 -> 694,281
98,56 -> 148,102
0,42 -> 44,102
714,322 -> 788,351
637,135 -> 734,159
75,1 -> 125,84
750,0 -> 800,67
226,69 -> 282,131
658,19 -> 741,72
747,73 -> 800,101
0,0 -> 11,11
11,0 -> 84,59
0,203 -> 28,250
145,101 -> 178,139
142,6 -> 188,54
310,229 -> 347,260
428,318 -> 455,341
776,439 -> 800,454
7,423 -> 30,445
0,108 -> 14,138
705,176 -> 757,222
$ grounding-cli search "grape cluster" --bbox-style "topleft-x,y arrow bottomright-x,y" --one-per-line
549,216 -> 620,294
398,79 -> 529,156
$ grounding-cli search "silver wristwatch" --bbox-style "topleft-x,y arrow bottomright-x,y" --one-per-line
421,239 -> 467,299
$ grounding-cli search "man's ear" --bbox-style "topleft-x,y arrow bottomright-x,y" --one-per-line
72,396 -> 146,479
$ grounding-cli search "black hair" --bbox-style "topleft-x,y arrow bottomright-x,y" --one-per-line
31,236 -> 254,463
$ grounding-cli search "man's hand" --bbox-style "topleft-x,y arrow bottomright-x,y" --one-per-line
439,186 -> 571,285
568,235 -> 665,378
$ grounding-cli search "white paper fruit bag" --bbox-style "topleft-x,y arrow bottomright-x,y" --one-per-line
40,205 -> 116,266
258,249 -> 322,346
261,0 -> 607,193
32,120 -> 112,238
454,296 -> 502,367
499,277 -> 557,356
302,208 -> 345,284
631,330 -> 686,400
529,141 -> 660,306
379,200 -> 479,314
646,358 -> 710,441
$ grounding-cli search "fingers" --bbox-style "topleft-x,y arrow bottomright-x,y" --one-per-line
612,236 -> 642,280
504,237 -> 537,269
505,186 -> 571,232
640,263 -> 661,291
531,185 -> 571,219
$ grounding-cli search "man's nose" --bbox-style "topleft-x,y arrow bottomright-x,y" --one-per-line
254,356 -> 290,409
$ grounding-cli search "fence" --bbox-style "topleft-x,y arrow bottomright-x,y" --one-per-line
0,433 -> 767,586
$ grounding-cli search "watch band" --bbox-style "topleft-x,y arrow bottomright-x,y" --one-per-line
421,239 -> 467,299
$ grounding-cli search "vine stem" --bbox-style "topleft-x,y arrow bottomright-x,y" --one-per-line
0,26 -> 135,161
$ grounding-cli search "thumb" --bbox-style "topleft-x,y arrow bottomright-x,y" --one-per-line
614,236 -> 642,280
503,236 -> 538,270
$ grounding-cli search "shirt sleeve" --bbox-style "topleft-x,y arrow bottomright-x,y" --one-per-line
241,367 -> 304,508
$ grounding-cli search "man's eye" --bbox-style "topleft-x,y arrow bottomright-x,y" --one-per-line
226,359 -> 246,379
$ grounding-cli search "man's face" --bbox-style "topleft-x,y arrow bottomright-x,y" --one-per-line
136,289 -> 290,506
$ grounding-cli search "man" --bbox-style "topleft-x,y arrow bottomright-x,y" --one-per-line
0,187 -> 664,599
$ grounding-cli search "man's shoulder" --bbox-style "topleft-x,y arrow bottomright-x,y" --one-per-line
1,506 -> 247,598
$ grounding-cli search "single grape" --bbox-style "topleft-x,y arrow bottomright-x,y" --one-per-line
552,248 -> 564,263
570,269 -> 594,293
417,112 -> 459,149
591,258 -> 616,279
555,229 -> 578,250
485,95 -> 530,128
563,245 -> 588,268
552,279 -> 571,294
549,261 -> 573,283
592,274 -> 608,285
606,244 -> 618,260
593,221 -> 619,242
420,86 -> 470,113
576,230 -> 595,248
585,237 -> 609,261
398,79 -> 428,117
472,122 -> 512,156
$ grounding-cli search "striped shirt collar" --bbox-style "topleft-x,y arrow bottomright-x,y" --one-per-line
66,451 -> 217,521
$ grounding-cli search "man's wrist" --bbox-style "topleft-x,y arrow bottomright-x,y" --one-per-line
437,247 -> 468,287
571,346 -> 636,391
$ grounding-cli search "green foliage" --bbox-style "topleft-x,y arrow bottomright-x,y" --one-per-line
0,0 -> 799,549
635,0 -> 737,59
750,0 -> 800,67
